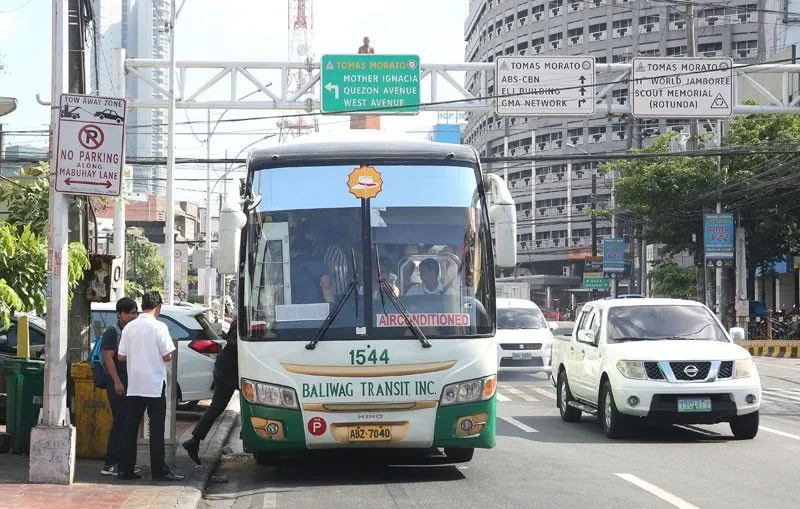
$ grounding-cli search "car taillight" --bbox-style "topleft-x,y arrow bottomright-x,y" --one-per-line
189,339 -> 222,354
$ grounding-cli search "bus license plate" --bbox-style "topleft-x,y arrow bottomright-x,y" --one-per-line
677,398 -> 712,412
512,351 -> 533,360
348,425 -> 392,442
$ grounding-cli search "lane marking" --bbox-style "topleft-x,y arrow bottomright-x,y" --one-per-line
754,359 -> 800,372
505,387 -> 538,402
496,391 -> 512,402
531,387 -> 557,399
762,393 -> 800,404
262,492 -> 277,508
385,483 -> 415,509
614,473 -> 700,509
759,425 -> 800,441
498,415 -> 538,433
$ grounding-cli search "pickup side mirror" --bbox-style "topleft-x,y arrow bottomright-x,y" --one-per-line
577,329 -> 595,345
548,321 -> 559,331
729,327 -> 746,343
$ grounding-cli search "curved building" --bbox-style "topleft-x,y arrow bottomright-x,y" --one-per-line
463,0 -> 786,283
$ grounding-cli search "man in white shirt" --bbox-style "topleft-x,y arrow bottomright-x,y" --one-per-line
405,258 -> 452,296
116,291 -> 184,481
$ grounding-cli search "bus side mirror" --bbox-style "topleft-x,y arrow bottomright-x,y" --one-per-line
218,195 -> 247,275
484,173 -> 517,269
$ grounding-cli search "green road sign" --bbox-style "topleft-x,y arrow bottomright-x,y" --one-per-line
320,54 -> 421,115
583,277 -> 610,289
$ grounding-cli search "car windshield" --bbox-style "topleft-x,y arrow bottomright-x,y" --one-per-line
606,304 -> 729,342
497,307 -> 547,329
242,162 -> 495,341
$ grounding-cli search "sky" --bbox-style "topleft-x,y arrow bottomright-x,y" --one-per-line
0,0 -> 470,203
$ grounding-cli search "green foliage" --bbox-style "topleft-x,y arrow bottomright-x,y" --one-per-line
125,280 -> 145,300
0,223 -> 89,316
0,279 -> 24,330
600,132 -> 719,257
0,163 -> 91,316
0,163 -> 50,236
125,227 -> 164,292
647,261 -> 698,300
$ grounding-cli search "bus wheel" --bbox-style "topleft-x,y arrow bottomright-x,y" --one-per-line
444,447 -> 474,463
254,451 -> 279,466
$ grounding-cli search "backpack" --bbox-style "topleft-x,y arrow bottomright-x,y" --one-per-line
90,324 -> 121,389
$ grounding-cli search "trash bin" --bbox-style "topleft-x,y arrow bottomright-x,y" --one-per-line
70,361 -> 113,459
3,357 -> 44,455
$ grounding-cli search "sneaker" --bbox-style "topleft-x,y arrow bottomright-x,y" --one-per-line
100,465 -> 117,475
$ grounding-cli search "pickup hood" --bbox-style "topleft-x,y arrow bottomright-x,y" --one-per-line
605,339 -> 750,361
496,328 -> 554,345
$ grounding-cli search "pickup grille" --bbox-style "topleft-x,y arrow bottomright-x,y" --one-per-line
644,362 -> 664,380
670,361 -> 711,381
717,361 -> 733,378
500,343 -> 541,351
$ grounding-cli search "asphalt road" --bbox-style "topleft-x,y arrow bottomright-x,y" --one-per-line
202,358 -> 800,509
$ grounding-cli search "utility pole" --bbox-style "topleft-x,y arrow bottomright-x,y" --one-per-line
113,49 -> 127,299
590,172 -> 597,257
735,224 -> 748,332
165,0 -> 177,304
30,0 -> 75,484
205,109 -> 213,308
715,120 -> 723,320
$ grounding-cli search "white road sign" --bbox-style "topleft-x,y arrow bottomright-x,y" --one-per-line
55,93 -> 126,197
630,57 -> 733,119
495,56 -> 595,116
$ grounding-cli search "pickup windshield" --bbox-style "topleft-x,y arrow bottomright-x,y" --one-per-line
606,305 -> 729,343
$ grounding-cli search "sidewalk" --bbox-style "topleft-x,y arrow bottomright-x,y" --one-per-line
0,397 -> 240,509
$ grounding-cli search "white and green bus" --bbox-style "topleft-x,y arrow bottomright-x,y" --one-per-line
219,132 -> 516,464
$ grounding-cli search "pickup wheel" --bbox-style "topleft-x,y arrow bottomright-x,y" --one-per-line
598,380 -> 632,439
557,371 -> 582,422
730,411 -> 759,440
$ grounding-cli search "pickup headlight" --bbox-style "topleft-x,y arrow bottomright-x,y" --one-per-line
734,358 -> 753,378
241,378 -> 299,409
616,360 -> 647,379
440,375 -> 497,406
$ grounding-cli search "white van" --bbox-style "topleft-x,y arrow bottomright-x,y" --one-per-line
91,302 -> 225,409
496,298 -> 558,374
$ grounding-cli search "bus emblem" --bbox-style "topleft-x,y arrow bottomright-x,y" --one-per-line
347,165 -> 383,200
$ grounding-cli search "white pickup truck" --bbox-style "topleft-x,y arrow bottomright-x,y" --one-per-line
550,298 -> 761,439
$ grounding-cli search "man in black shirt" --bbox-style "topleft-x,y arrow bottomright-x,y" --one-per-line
100,297 -> 139,476
182,318 -> 239,465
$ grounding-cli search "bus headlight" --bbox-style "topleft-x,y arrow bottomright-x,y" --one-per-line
241,378 -> 299,409
440,375 -> 497,406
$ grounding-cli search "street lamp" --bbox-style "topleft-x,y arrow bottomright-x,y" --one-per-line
203,87 -> 272,308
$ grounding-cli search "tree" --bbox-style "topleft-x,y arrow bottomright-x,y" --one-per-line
0,165 -> 90,322
600,131 -> 720,258
647,261 -> 697,300
125,227 -> 165,294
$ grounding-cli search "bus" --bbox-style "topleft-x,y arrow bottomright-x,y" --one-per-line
218,132 -> 517,464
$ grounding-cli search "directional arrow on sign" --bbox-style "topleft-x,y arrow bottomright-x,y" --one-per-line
64,178 -> 112,188
324,82 -> 340,99
579,86 -> 587,96
578,99 -> 587,107
579,75 -> 587,84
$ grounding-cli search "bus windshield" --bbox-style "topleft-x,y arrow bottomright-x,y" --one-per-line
243,163 -> 495,342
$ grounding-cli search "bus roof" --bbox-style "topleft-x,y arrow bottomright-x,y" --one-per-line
248,132 -> 479,170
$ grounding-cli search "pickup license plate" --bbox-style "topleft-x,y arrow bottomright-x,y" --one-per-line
677,398 -> 712,412
512,351 -> 533,360
348,425 -> 392,442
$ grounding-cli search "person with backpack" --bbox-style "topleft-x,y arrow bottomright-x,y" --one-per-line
182,318 -> 239,465
99,297 -> 139,476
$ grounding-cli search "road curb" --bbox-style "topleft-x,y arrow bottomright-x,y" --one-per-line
192,403 -> 240,508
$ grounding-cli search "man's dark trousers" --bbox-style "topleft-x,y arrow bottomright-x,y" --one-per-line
119,387 -> 169,478
104,386 -> 126,467
192,369 -> 236,441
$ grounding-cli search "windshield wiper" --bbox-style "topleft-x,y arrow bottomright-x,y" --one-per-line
374,252 -> 430,348
377,276 -> 431,348
613,336 -> 653,342
305,279 -> 359,350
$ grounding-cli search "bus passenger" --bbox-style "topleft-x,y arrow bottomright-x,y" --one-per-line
289,235 -> 335,304
405,258 -> 453,296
